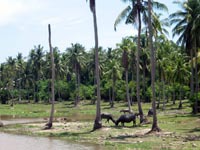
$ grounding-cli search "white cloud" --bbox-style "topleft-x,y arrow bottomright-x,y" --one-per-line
0,0 -> 42,26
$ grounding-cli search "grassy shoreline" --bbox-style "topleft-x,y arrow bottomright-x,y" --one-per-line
0,100 -> 200,150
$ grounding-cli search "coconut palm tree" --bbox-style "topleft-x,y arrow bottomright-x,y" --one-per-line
66,43 -> 85,106
28,45 -> 44,103
115,0 -> 144,123
87,0 -> 102,130
170,0 -> 200,113
105,58 -> 122,108
6,57 -> 16,106
16,53 -> 24,102
117,38 -> 134,112
148,0 -> 161,132
172,51 -> 190,109
114,0 -> 167,123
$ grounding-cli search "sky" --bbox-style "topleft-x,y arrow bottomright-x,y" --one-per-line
0,0 -> 178,63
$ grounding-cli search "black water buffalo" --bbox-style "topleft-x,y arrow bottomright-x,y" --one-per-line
115,113 -> 138,126
147,108 -> 153,116
101,113 -> 115,124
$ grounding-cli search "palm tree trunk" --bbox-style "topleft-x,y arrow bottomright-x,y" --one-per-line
148,0 -> 160,132
126,69 -> 132,112
130,71 -> 134,105
194,38 -> 199,114
109,87 -> 111,105
173,86 -> 176,105
75,65 -> 78,107
111,76 -> 115,108
178,85 -> 183,109
136,0 -> 144,123
162,75 -> 166,111
45,24 -> 55,129
77,69 -> 80,105
91,2 -> 102,130
190,48 -> 194,97
156,81 -> 162,109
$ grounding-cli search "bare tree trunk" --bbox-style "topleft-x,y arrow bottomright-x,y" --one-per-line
109,87 -> 112,105
91,2 -> 102,130
157,83 -> 161,109
178,85 -> 183,109
130,72 -> 134,105
162,75 -> 166,111
148,0 -> 161,132
136,0 -> 144,123
111,77 -> 115,108
45,24 -> 55,129
194,39 -> 199,114
142,65 -> 146,102
173,90 -> 176,105
190,48 -> 194,97
78,70 -> 80,104
126,69 -> 132,112
75,65 -> 78,106
74,65 -> 80,107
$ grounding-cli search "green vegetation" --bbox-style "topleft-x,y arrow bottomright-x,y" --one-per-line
0,100 -> 200,150
0,0 -> 200,149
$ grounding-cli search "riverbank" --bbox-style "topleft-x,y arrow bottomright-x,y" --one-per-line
0,100 -> 200,149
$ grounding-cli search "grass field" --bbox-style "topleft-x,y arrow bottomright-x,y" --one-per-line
0,100 -> 200,150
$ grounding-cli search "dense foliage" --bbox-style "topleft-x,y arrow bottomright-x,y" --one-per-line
0,0 -> 199,113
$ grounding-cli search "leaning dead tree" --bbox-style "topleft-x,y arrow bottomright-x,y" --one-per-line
44,24 -> 55,129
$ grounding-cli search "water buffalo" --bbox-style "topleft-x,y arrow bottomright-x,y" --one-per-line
147,108 -> 153,116
115,113 -> 138,126
101,113 -> 115,124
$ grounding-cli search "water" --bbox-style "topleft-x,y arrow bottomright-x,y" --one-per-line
0,115 -> 44,125
0,133 -> 96,150
0,115 -> 103,150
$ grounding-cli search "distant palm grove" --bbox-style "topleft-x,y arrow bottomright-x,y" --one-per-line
0,0 -> 200,129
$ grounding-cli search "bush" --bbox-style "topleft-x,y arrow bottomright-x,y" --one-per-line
79,85 -> 94,100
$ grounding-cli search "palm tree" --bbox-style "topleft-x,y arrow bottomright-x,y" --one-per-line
114,0 -> 167,123
53,47 -> 65,80
22,62 -> 33,102
115,0 -> 144,123
105,58 -> 122,108
16,53 -> 24,102
6,57 -> 16,106
117,38 -> 134,112
87,0 -> 102,130
28,45 -> 44,103
66,43 -> 85,106
172,51 -> 190,109
148,0 -> 160,132
170,0 -> 200,113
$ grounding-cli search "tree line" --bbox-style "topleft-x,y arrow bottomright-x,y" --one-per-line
0,0 -> 199,131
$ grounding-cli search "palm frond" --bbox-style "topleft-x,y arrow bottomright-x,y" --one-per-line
152,1 -> 168,12
114,6 -> 131,31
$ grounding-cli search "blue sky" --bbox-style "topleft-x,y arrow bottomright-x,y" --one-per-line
0,0 -> 177,63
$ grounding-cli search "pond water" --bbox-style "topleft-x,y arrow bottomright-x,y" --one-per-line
0,132 -> 101,150
0,115 -> 104,150
0,115 -> 45,125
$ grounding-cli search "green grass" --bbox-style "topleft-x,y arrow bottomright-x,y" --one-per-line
0,99 -> 200,150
